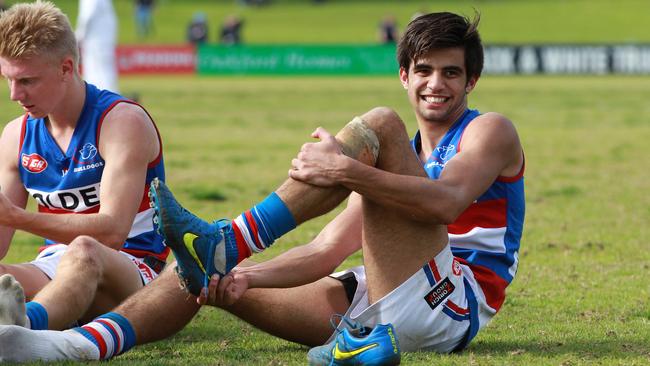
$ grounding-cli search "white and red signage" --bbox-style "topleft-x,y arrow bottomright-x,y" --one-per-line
116,45 -> 196,74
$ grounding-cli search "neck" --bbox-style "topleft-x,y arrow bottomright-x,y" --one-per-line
416,107 -> 468,159
47,76 -> 86,129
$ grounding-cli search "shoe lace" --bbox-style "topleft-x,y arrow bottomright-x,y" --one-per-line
330,314 -> 371,338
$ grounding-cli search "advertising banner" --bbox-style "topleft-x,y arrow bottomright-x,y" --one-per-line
114,44 -> 650,75
197,45 -> 398,75
117,45 -> 196,74
484,45 -> 650,74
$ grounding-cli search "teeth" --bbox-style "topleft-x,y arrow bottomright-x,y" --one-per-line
424,96 -> 446,103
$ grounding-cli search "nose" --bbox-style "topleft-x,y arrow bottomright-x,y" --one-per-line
9,80 -> 24,102
426,71 -> 444,92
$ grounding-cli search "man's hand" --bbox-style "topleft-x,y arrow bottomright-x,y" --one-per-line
289,127 -> 346,187
197,269 -> 250,307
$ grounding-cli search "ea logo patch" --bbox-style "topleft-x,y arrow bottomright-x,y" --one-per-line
21,153 -> 48,173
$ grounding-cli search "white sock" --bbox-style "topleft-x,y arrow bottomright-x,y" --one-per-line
0,325 -> 100,362
0,274 -> 26,327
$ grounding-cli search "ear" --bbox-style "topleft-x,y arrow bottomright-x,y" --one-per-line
399,67 -> 409,89
60,56 -> 75,81
465,76 -> 479,94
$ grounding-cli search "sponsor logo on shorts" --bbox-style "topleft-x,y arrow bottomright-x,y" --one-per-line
21,153 -> 48,173
424,277 -> 455,311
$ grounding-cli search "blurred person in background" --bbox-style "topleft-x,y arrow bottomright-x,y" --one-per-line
378,15 -> 399,44
220,15 -> 243,45
76,0 -> 118,93
135,0 -> 154,38
187,12 -> 208,45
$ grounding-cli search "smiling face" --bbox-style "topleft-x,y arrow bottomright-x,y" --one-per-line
399,47 -> 478,127
0,55 -> 72,119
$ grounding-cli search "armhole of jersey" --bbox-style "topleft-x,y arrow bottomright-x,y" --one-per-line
497,152 -> 525,183
18,114 -> 28,154
95,100 -> 163,168
456,111 -> 478,153
457,116 -> 525,183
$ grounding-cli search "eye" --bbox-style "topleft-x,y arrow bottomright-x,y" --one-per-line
444,70 -> 460,77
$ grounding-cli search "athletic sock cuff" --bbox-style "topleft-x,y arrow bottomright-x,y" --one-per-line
255,192 -> 296,240
102,312 -> 137,353
25,301 -> 48,330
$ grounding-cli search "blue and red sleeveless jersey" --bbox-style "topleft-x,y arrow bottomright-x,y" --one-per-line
18,83 -> 168,261
412,108 -> 525,325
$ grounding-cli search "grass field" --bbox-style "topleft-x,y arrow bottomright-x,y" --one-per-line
1,0 -> 649,365
1,74 -> 649,365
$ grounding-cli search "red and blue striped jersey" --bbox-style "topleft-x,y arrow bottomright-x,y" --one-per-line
411,108 -> 525,325
18,83 -> 168,261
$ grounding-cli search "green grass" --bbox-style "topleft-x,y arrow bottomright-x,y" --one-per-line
5,0 -> 650,44
1,74 -> 649,365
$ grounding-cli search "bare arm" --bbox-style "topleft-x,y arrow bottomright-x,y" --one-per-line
200,194 -> 364,306
290,112 -> 523,224
0,103 -> 160,249
0,118 -> 28,258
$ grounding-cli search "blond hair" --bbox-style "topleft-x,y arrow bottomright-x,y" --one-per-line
0,1 -> 78,65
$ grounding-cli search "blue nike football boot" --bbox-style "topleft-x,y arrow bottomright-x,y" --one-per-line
307,315 -> 401,366
148,178 -> 239,296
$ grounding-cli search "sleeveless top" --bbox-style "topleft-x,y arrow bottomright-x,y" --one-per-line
18,83 -> 168,261
412,108 -> 525,327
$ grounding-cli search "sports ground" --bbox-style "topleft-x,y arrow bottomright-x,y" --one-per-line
0,0 -> 648,365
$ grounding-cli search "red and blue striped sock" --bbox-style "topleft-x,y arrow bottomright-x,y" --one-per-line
73,312 -> 136,360
231,192 -> 296,262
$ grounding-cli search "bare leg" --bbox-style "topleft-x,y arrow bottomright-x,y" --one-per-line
31,236 -> 145,329
218,107 -> 447,343
0,263 -> 50,299
114,263 -> 200,344
223,276 -> 349,346
355,108 -> 448,303
275,116 -> 380,225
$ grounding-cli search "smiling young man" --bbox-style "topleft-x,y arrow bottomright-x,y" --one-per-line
0,12 -> 524,363
0,1 -> 167,332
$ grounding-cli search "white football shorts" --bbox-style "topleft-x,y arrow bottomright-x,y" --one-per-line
30,244 -> 158,285
330,245 -> 480,353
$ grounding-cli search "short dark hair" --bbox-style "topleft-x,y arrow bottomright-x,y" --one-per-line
397,11 -> 483,80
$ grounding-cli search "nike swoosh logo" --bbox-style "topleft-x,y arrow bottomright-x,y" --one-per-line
183,233 -> 206,273
333,343 -> 378,360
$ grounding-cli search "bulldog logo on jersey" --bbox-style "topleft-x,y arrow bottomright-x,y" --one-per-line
72,143 -> 104,173
435,145 -> 455,162
21,153 -> 48,173
79,143 -> 98,160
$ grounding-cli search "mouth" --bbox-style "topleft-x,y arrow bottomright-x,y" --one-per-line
421,95 -> 449,105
